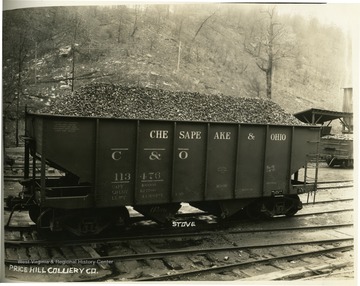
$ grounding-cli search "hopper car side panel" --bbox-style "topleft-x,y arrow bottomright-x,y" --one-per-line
291,127 -> 319,173
235,125 -> 265,198
26,114 -> 319,211
27,116 -> 43,153
44,118 -> 95,184
206,124 -> 237,200
136,121 -> 174,204
33,117 -> 96,209
263,126 -> 292,196
96,120 -> 137,207
172,122 -> 206,202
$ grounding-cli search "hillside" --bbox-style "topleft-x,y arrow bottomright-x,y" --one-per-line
2,4 -> 350,146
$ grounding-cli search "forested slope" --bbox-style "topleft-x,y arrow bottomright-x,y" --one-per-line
2,4 -> 350,146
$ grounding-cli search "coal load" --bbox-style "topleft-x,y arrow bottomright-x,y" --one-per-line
38,82 -> 304,125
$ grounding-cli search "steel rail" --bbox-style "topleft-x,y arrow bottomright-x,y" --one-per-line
303,198 -> 353,205
295,208 -> 353,217
317,185 -> 353,190
316,180 -> 353,184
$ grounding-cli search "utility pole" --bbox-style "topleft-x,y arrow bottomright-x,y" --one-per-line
177,40 -> 181,72
71,44 -> 75,92
71,13 -> 79,92
16,44 -> 22,147
34,41 -> 38,84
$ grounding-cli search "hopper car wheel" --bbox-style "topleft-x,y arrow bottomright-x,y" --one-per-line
29,205 -> 41,223
285,195 -> 301,217
245,202 -> 263,220
344,160 -> 353,168
117,206 -> 130,226
327,157 -> 338,167
5,195 -> 14,209
36,208 -> 52,228
285,207 -> 298,217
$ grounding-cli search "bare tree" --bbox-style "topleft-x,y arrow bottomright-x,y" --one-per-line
130,5 -> 141,38
116,7 -> 127,44
244,6 -> 294,99
192,9 -> 217,42
244,74 -> 262,97
3,10 -> 34,146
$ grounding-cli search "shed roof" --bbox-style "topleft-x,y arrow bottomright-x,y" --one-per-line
293,108 -> 353,124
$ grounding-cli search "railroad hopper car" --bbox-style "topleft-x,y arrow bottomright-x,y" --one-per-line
321,135 -> 353,168
294,108 -> 353,168
22,112 -> 320,235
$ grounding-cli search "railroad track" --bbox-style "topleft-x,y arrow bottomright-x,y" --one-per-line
4,221 -> 353,281
136,242 -> 353,281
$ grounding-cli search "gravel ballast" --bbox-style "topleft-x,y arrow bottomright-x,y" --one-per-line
38,82 -> 305,125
